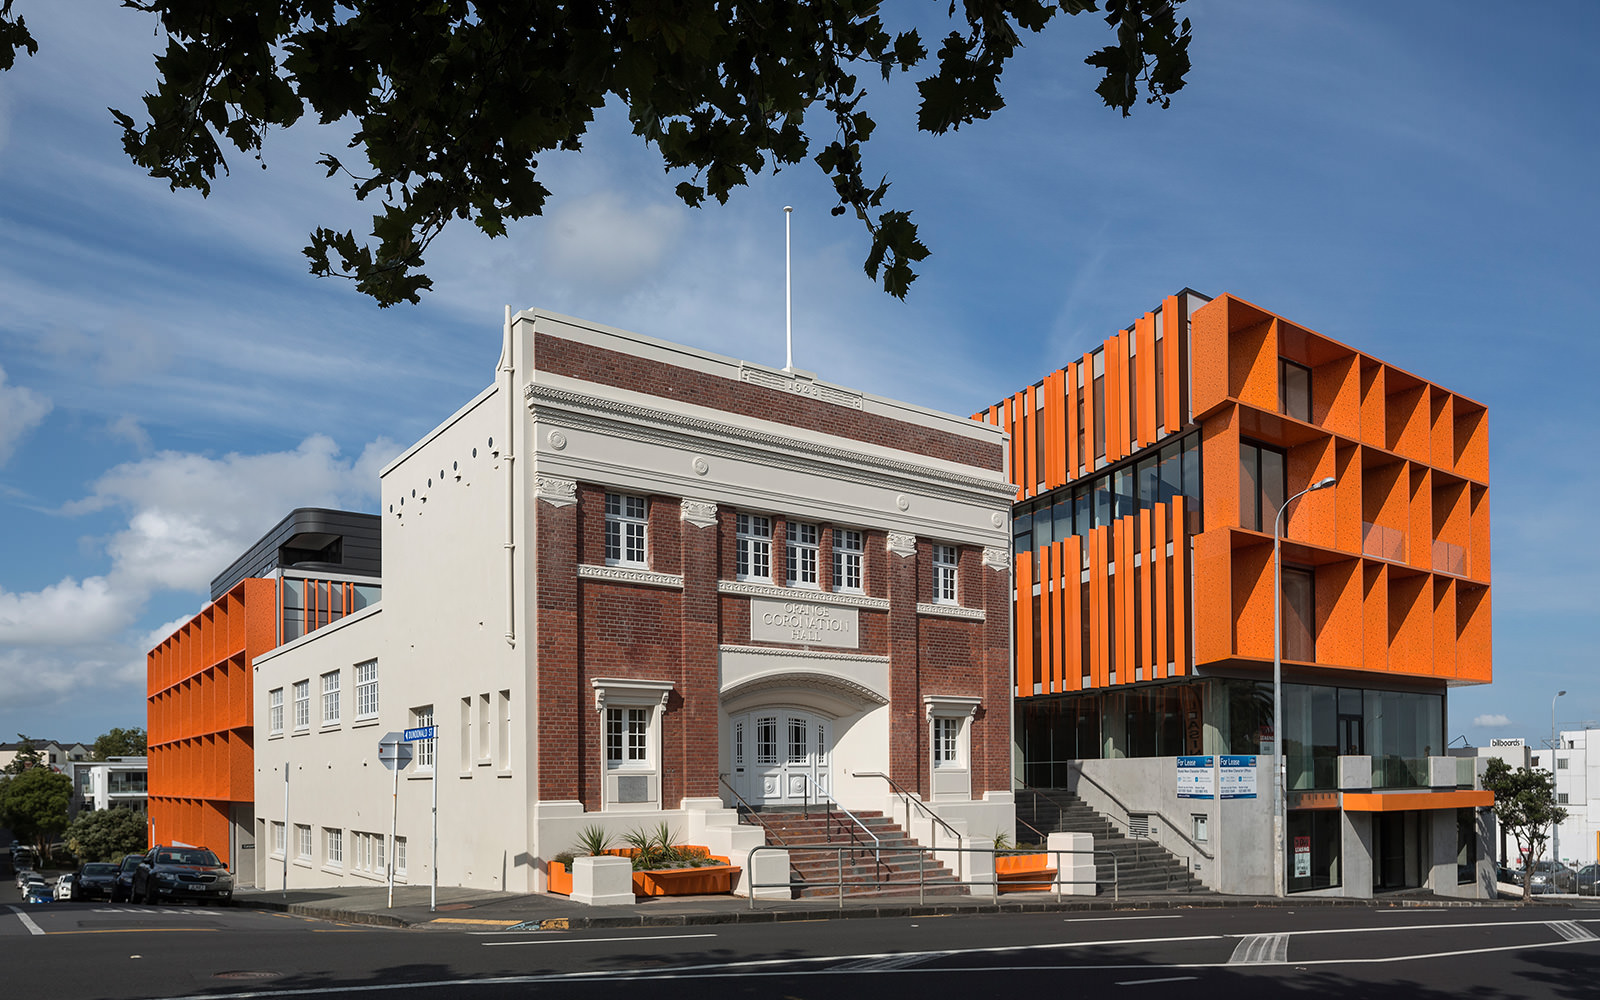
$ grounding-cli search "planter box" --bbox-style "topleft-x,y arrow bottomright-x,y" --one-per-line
632,864 -> 741,897
548,847 -> 737,897
995,854 -> 1056,893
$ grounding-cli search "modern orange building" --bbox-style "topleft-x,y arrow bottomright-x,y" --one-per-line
979,290 -> 1494,897
145,509 -> 381,877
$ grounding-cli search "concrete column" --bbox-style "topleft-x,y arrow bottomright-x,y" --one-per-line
1341,809 -> 1373,898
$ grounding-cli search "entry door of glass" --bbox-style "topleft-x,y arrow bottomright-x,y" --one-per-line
1339,715 -> 1364,757
738,711 -> 829,805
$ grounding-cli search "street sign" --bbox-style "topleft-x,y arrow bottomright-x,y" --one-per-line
377,732 -> 413,770
404,725 -> 437,742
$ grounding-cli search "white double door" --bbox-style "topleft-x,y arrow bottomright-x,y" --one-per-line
731,710 -> 830,806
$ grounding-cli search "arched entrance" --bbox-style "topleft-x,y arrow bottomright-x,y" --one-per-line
730,710 -> 830,806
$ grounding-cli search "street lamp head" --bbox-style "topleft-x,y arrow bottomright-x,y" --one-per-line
1559,690 -> 1568,697
1309,476 -> 1336,491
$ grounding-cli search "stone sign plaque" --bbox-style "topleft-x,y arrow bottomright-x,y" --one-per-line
750,596 -> 859,649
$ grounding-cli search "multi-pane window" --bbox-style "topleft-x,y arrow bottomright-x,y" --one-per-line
295,824 -> 312,860
1239,440 -> 1287,533
736,514 -> 771,581
271,821 -> 285,857
756,716 -> 778,765
832,529 -> 863,592
394,836 -> 408,875
355,660 -> 379,719
788,716 -> 808,764
324,827 -> 343,866
268,688 -> 284,735
1280,358 -> 1312,423
293,680 -> 310,730
321,670 -> 341,725
605,494 -> 648,566
352,832 -> 385,875
786,522 -> 819,587
412,705 -> 435,768
933,545 -> 958,604
605,707 -> 648,768
933,717 -> 959,768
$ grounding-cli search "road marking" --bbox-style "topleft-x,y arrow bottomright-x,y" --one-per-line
1548,921 -> 1598,942
1064,915 -> 1181,923
1117,976 -> 1199,986
1229,933 -> 1288,965
426,917 -> 522,926
832,953 -> 931,971
8,906 -> 45,936
44,928 -> 220,936
482,932 -> 718,947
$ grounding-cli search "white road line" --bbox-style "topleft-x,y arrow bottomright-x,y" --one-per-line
8,905 -> 45,936
1228,933 -> 1288,965
833,953 -> 932,972
1549,921 -> 1598,942
482,932 -> 717,947
1117,976 -> 1199,986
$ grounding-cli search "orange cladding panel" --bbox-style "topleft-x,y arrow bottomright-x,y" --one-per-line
1170,497 -> 1188,675
1040,543 -> 1056,693
1015,549 -> 1034,696
1065,363 -> 1081,479
1023,383 -> 1037,498
1188,298 -> 1229,417
1083,358 -> 1098,476
1153,503 -> 1169,678
1064,535 -> 1083,691
1138,509 -> 1153,679
1090,527 -> 1108,688
1136,314 -> 1156,448
1162,295 -> 1185,430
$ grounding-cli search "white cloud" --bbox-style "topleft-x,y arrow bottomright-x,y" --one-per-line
1474,714 -> 1512,728
0,435 -> 391,711
542,191 -> 688,295
0,365 -> 51,464
106,415 -> 152,453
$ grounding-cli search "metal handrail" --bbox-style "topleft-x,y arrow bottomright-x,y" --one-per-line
1063,765 -> 1214,861
744,843 -> 1121,908
802,774 -> 880,857
855,770 -> 965,876
717,773 -> 790,848
1015,814 -> 1049,845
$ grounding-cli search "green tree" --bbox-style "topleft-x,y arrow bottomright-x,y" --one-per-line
67,807 -> 149,862
0,1 -> 1191,306
0,766 -> 73,858
92,727 -> 148,761
1482,757 -> 1569,903
3,733 -> 44,775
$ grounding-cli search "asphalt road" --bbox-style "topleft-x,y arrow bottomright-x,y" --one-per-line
7,881 -> 1600,1000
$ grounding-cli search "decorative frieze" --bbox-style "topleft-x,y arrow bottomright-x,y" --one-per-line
916,602 -> 986,621
716,579 -> 889,610
983,547 -> 1010,571
886,532 -> 917,558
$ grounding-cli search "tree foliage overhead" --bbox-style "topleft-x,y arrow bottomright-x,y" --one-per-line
0,1 -> 1191,306
92,727 -> 148,761
68,807 -> 149,862
1481,757 -> 1568,903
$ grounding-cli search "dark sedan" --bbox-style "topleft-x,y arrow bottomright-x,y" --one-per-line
131,845 -> 234,905
110,853 -> 143,903
73,862 -> 121,901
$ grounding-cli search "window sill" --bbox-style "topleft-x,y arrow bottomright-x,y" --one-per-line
291,729 -> 310,738
321,865 -> 345,876
292,859 -> 313,870
320,723 -> 342,732
267,733 -> 284,741
497,769 -> 514,778
916,602 -> 985,621
407,770 -> 436,781
352,717 -> 380,729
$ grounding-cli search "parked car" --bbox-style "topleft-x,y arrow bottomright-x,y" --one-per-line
23,880 -> 53,904
73,862 -> 120,902
1497,864 -> 1522,886
1526,861 -> 1577,894
131,846 -> 234,905
1575,863 -> 1600,896
110,853 -> 143,903
15,866 -> 40,890
53,873 -> 76,900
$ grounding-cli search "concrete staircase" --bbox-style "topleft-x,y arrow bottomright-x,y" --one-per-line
1016,787 -> 1206,894
741,806 -> 969,899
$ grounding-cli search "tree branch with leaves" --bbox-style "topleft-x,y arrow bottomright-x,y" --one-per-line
2,1 -> 1191,306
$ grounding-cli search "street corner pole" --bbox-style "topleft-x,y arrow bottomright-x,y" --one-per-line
389,741 -> 399,909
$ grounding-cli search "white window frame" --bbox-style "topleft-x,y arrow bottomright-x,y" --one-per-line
786,521 -> 819,588
270,821 -> 285,859
736,513 -> 772,582
412,705 -> 435,770
324,827 -> 343,867
606,707 -> 649,769
268,688 -> 284,735
832,528 -> 863,593
395,836 -> 408,877
355,660 -> 379,719
321,670 -> 341,726
932,716 -> 960,769
924,695 -> 980,800
591,678 -> 673,811
932,544 -> 958,605
293,680 -> 310,731
605,493 -> 648,567
295,824 -> 312,861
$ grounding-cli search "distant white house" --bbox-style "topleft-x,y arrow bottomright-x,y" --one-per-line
66,757 -> 149,816
0,739 -> 91,773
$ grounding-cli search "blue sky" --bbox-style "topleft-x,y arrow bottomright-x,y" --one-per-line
0,2 -> 1595,751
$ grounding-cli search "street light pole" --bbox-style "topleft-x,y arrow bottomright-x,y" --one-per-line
1551,690 -> 1566,865
1273,474 -> 1336,899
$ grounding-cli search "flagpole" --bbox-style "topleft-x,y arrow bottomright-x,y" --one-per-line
784,206 -> 793,370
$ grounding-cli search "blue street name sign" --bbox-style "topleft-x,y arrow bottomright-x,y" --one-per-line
403,725 -> 437,742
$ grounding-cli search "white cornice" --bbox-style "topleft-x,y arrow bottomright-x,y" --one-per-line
719,644 -> 890,665
716,580 -> 890,610
916,602 -> 986,621
576,564 -> 685,590
525,382 -> 1013,504
924,694 -> 982,720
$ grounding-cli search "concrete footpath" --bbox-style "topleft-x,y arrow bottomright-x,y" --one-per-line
233,882 -> 1568,931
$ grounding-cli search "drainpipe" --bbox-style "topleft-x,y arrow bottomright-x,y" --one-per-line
500,305 -> 517,647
